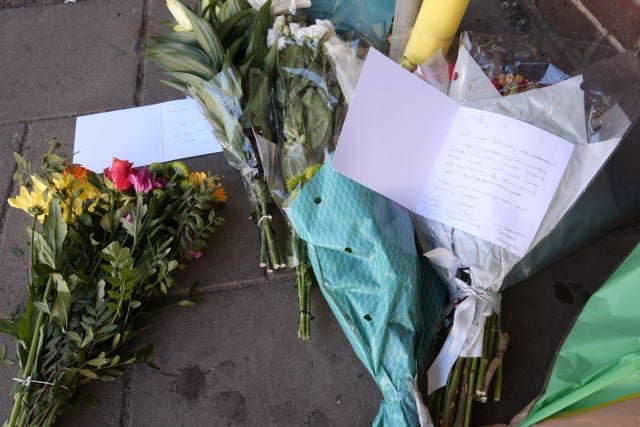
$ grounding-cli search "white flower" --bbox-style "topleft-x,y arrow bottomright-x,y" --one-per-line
248,0 -> 311,14
290,19 -> 334,40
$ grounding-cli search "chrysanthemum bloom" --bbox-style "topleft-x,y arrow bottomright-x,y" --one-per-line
129,168 -> 155,193
8,176 -> 52,222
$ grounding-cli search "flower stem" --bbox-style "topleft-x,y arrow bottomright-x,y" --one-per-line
453,358 -> 472,426
8,275 -> 55,427
443,357 -> 463,426
464,358 -> 478,427
296,263 -> 313,339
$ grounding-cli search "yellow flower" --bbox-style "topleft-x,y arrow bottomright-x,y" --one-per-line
8,176 -> 51,222
189,171 -> 207,187
53,173 -> 101,219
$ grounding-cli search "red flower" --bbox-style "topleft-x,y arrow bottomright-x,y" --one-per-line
104,158 -> 133,191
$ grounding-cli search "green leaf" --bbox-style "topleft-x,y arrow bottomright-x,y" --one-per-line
216,8 -> 253,41
67,330 -> 82,345
79,368 -> 99,379
100,212 -> 116,233
167,260 -> 179,273
147,52 -> 216,80
112,333 -> 121,349
149,31 -> 199,47
178,299 -> 195,306
0,344 -> 13,366
129,300 -> 142,309
51,273 -> 72,329
87,357 -> 110,368
0,319 -> 19,340
245,0 -> 272,70
98,324 -> 120,335
145,361 -> 161,370
33,232 -> 55,270
33,301 -> 51,315
42,199 -> 67,266
80,329 -> 94,348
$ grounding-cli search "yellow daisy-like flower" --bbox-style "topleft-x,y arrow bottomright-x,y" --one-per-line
53,173 -> 101,220
8,176 -> 51,222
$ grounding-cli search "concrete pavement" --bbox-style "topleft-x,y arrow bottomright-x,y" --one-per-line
0,1 -> 638,426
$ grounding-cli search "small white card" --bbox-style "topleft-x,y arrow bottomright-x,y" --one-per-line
333,49 -> 574,256
73,98 -> 222,171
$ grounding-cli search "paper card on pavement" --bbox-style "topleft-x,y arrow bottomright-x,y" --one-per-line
73,98 -> 222,172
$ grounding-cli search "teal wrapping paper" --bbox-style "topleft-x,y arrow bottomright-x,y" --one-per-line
289,156 -> 448,426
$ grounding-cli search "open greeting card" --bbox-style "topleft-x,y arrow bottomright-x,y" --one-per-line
333,48 -> 574,257
74,98 -> 222,171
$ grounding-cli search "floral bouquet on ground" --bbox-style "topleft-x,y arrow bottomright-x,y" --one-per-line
1,141 -> 225,426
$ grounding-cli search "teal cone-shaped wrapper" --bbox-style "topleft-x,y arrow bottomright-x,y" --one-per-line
289,155 -> 447,426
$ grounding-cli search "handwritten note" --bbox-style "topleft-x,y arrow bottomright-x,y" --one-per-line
416,107 -> 573,256
333,48 -> 574,256
74,98 -> 221,171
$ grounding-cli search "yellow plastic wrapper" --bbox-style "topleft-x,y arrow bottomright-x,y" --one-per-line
401,0 -> 470,68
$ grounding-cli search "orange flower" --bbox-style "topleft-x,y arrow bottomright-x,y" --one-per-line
63,164 -> 92,180
213,186 -> 227,203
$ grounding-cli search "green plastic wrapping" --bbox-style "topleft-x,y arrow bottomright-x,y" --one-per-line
520,242 -> 640,426
288,155 -> 448,426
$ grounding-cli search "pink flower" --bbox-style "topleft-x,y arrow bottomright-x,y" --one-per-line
104,158 -> 133,191
128,167 -> 154,193
187,250 -> 203,260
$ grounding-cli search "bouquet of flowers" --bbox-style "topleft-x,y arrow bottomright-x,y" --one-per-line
1,141 -> 225,426
148,0 -> 348,338
146,0 -> 284,273
411,32 -> 640,426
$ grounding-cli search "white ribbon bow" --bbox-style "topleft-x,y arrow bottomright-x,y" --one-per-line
425,247 -> 501,395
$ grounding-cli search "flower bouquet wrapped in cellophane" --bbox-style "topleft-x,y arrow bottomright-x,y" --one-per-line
409,32 -> 640,426
146,0 -> 285,272
1,141 -> 225,426
149,0 -> 351,338
254,16 -> 347,338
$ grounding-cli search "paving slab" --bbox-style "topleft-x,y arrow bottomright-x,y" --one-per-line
55,377 -> 126,427
0,0 -> 143,124
0,124 -> 25,224
0,121 -> 25,424
128,279 -> 380,426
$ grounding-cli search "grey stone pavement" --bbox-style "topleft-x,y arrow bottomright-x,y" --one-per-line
0,1 -> 638,426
